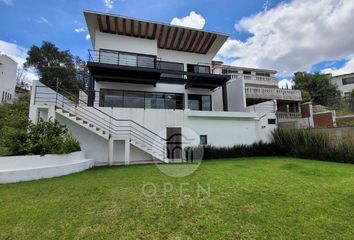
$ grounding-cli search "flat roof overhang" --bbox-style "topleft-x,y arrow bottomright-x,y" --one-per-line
87,62 -> 230,90
84,10 -> 229,56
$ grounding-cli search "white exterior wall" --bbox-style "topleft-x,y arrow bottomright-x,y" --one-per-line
331,74 -> 354,96
94,30 -> 213,71
95,31 -> 158,56
96,107 -> 262,147
213,78 -> 246,112
0,55 -> 17,104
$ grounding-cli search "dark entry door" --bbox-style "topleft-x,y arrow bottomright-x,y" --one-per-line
166,127 -> 182,160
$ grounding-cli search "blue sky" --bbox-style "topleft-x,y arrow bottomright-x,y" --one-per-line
1,0 -> 354,86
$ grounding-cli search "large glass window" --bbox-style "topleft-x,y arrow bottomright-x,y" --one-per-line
158,61 -> 184,79
342,77 -> 354,85
119,53 -> 137,67
188,94 -> 212,111
99,50 -> 118,65
187,64 -> 210,74
99,89 -> 184,110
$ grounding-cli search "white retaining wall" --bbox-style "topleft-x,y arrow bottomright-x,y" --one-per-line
0,151 -> 94,184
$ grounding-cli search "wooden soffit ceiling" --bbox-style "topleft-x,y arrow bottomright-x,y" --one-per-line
96,14 -> 219,54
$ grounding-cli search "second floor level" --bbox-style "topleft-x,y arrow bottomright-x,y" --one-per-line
84,10 -> 228,75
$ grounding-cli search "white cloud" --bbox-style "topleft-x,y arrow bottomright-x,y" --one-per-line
218,0 -> 354,77
39,16 -> 49,24
1,0 -> 13,6
34,16 -> 51,26
171,11 -> 206,29
278,79 -> 294,89
0,40 -> 38,82
86,34 -> 91,40
104,0 -> 114,10
0,40 -> 27,66
321,56 -> 354,76
75,27 -> 85,33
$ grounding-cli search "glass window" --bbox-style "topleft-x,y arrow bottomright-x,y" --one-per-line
138,55 -> 155,68
145,93 -> 165,109
200,135 -> 208,145
158,61 -> 184,79
100,89 -> 184,110
100,90 -> 123,107
342,77 -> 354,85
124,92 -> 145,108
119,53 -> 137,67
268,119 -> 276,125
99,50 -> 118,65
195,65 -> 210,74
188,94 -> 211,111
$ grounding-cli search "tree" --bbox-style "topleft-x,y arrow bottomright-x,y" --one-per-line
293,72 -> 340,105
24,41 -> 84,94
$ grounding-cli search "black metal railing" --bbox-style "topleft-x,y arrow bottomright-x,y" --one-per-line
87,49 -> 212,76
34,85 -> 167,158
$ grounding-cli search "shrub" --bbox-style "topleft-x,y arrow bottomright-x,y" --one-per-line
272,129 -> 354,163
193,141 -> 283,160
192,129 -> 354,163
24,119 -> 81,155
0,95 -> 30,154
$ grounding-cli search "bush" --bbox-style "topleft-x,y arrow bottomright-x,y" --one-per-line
0,95 -> 30,154
272,129 -> 354,163
193,141 -> 284,160
192,129 -> 354,164
24,119 -> 81,155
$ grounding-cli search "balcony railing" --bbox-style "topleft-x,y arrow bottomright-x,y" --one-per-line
88,49 -> 212,75
245,87 -> 302,101
276,112 -> 302,119
230,73 -> 278,86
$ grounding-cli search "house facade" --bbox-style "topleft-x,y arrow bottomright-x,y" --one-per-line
0,54 -> 17,105
29,10 -> 275,165
330,72 -> 354,97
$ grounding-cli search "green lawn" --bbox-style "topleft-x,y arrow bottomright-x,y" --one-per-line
1,157 -> 354,239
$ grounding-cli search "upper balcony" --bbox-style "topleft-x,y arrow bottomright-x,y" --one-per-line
87,49 -> 230,90
230,73 -> 278,87
245,86 -> 302,105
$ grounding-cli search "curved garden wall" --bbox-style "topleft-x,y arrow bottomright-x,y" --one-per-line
0,151 -> 93,184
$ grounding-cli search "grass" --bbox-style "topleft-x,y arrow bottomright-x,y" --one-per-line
1,157 -> 354,239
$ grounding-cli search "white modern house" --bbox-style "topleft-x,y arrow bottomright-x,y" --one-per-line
0,54 -> 17,104
29,10 -> 275,166
214,64 -> 303,124
330,72 -> 354,97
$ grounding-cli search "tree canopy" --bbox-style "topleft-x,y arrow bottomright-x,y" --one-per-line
24,41 -> 86,94
293,72 -> 340,105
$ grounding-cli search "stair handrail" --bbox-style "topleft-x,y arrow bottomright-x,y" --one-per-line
34,85 -> 167,155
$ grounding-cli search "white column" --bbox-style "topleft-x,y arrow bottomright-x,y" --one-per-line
124,139 -> 130,165
184,92 -> 188,110
108,138 -> 114,166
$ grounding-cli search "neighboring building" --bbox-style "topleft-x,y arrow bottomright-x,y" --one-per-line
29,10 -> 274,166
330,72 -> 354,97
0,54 -> 17,104
214,64 -> 303,125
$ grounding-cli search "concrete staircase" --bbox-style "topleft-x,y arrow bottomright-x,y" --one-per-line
55,106 -> 168,163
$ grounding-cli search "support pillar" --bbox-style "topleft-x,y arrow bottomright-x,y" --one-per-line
124,139 -> 130,165
108,138 -> 114,166
87,75 -> 95,107
222,83 -> 228,112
